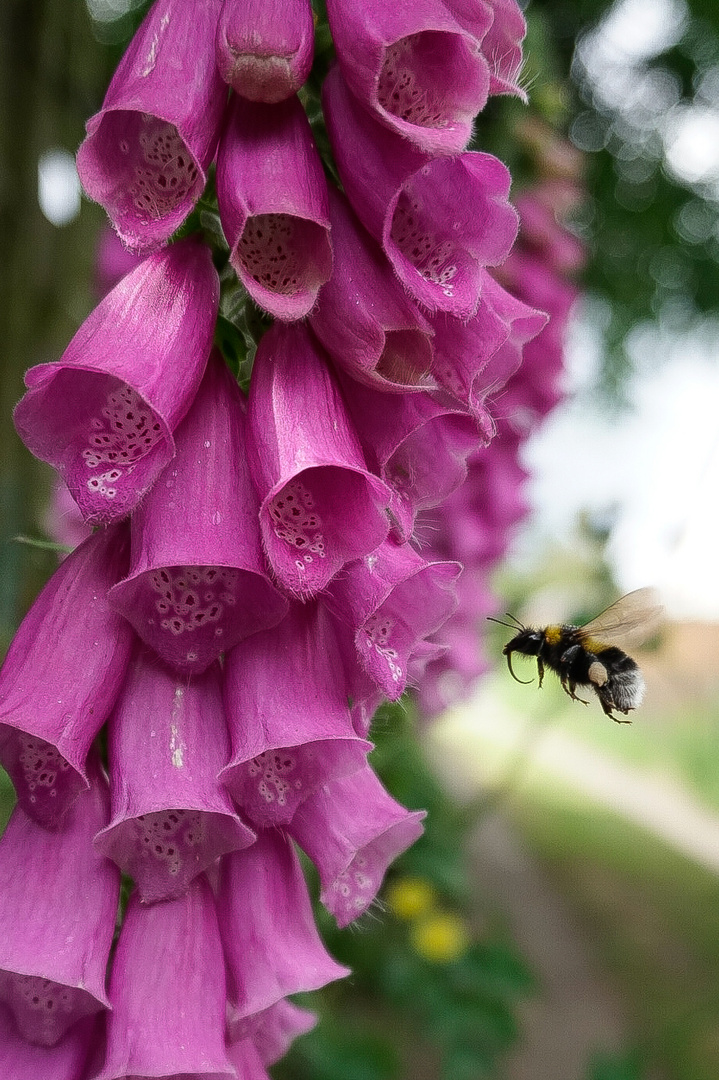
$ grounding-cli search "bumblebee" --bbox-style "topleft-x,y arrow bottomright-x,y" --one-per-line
489,589 -> 662,722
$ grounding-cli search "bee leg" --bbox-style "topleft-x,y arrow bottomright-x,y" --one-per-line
597,691 -> 632,725
536,657 -> 545,689
567,680 -> 590,706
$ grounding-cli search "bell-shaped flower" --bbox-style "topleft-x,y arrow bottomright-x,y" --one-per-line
246,322 -> 391,597
429,272 -> 547,424
216,94 -> 332,320
0,1009 -> 99,1080
95,648 -> 255,904
415,568 -> 496,717
108,352 -> 287,674
217,831 -> 349,1020
325,0 -> 491,154
447,0 -> 527,99
0,762 -> 118,1046
336,375 -> 480,542
289,765 -> 425,927
0,524 -> 132,828
325,539 -> 460,701
228,998 -> 317,1065
215,0 -> 314,102
76,0 -> 227,251
14,239 -> 219,525
323,64 -> 518,319
226,1039 -> 271,1080
95,877 -> 234,1080
42,478 -> 92,552
220,601 -> 372,828
309,187 -> 434,392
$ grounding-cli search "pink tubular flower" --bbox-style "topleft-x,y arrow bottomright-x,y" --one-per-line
323,64 -> 518,318
228,998 -> 317,1065
220,602 -> 372,828
326,0 -> 491,153
336,374 -> 480,541
0,1010 -> 99,1080
446,0 -> 527,99
289,765 -> 425,927
108,351 -> 287,674
0,524 -> 132,828
217,831 -> 350,1020
325,539 -> 461,700
14,238 -> 219,526
215,0 -> 314,101
309,187 -> 434,392
96,877 -> 234,1080
95,648 -> 255,904
76,0 -> 226,252
0,764 -> 118,1047
429,272 -> 548,424
42,478 -> 92,553
216,94 -> 332,320
246,322 -> 391,597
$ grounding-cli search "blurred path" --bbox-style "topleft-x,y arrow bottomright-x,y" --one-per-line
470,813 -> 628,1080
426,685 -> 719,1079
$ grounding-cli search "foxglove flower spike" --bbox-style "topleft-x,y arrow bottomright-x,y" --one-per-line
0,761 -> 118,1046
0,524 -> 132,827
323,65 -> 518,318
95,648 -> 255,903
221,601 -> 372,828
216,0 -> 314,101
217,831 -> 349,1019
216,94 -> 332,320
247,322 -> 391,597
326,0 -> 491,153
96,877 -> 234,1079
76,0 -> 227,251
310,187 -> 435,392
108,351 -> 287,673
14,238 -> 219,525
289,765 -> 425,927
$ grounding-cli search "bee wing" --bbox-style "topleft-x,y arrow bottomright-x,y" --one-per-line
578,588 -> 663,648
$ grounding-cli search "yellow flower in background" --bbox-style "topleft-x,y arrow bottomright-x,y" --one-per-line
385,876 -> 437,920
411,912 -> 471,963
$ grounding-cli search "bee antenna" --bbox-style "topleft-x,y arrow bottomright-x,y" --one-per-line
486,614 -> 526,632
506,650 -> 533,685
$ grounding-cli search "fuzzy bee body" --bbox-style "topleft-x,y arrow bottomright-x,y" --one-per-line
489,589 -> 661,723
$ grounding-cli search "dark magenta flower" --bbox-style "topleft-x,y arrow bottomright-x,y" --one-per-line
246,322 -> 391,597
216,94 -> 332,320
289,765 -> 425,926
429,273 -> 548,425
108,351 -> 287,674
217,831 -> 349,1020
215,0 -> 314,101
0,1010 -> 98,1080
325,539 -> 461,701
446,0 -> 527,99
323,64 -> 518,318
14,238 -> 219,526
95,648 -> 255,904
96,877 -> 233,1079
336,375 -> 479,541
220,602 -> 371,828
228,998 -> 317,1066
326,0 -> 492,153
76,0 -> 227,251
0,763 -> 117,1047
0,525 -> 132,827
309,187 -> 434,392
